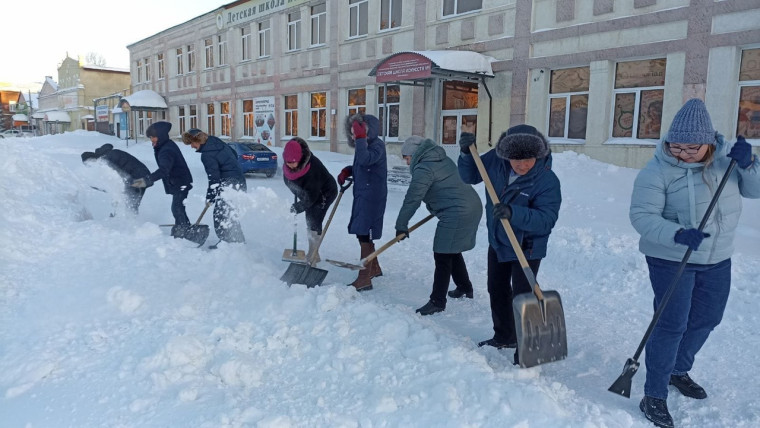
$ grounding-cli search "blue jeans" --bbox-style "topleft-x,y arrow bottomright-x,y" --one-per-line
644,256 -> 731,399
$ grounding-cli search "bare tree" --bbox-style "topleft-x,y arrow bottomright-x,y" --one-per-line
85,52 -> 107,67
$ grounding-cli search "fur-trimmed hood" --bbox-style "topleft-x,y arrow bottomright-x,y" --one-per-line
495,124 -> 550,160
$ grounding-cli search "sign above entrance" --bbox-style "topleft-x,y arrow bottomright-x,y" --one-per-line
374,53 -> 433,83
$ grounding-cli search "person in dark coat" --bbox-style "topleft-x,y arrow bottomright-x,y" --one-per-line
282,137 -> 338,264
81,143 -> 150,213
182,128 -> 247,244
131,121 -> 195,240
395,136 -> 482,315
336,113 -> 388,291
458,124 -> 561,361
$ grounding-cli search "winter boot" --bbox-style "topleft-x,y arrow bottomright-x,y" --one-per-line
669,373 -> 707,399
307,230 -> 321,265
447,287 -> 473,299
415,300 -> 444,316
367,241 -> 383,278
348,242 -> 373,291
639,396 -> 674,428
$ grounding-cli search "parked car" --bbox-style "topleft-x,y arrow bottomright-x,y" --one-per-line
227,142 -> 278,177
0,129 -> 31,138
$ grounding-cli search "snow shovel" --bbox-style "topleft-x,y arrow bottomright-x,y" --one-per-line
158,202 -> 210,246
468,144 -> 567,368
282,195 -> 307,263
326,213 -> 434,270
609,159 -> 737,398
280,179 -> 353,287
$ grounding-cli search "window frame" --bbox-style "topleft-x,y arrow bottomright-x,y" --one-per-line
157,53 -> 165,80
143,57 -> 151,82
546,66 -> 590,141
348,88 -> 367,117
380,0 -> 402,31
442,0 -> 482,18
189,104 -> 198,129
207,103 -> 216,135
378,84 -> 401,141
217,35 -> 227,66
243,99 -> 255,138
310,3 -> 326,46
259,20 -> 271,58
737,48 -> 760,140
284,94 -> 298,138
176,47 -> 184,76
220,101 -> 231,138
609,59 -> 666,141
178,106 -> 186,135
310,92 -> 327,138
348,0 -> 368,38
241,26 -> 252,62
204,38 -> 214,69
187,44 -> 196,73
287,10 -> 302,52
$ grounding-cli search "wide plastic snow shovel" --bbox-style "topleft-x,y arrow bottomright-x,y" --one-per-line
159,202 -> 211,246
280,179 -> 353,287
469,144 -> 567,368
282,195 -> 307,263
609,159 -> 737,398
326,213 -> 434,270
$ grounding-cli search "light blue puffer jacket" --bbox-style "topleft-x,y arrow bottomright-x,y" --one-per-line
629,133 -> 760,264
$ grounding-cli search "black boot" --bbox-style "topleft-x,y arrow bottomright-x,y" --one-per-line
415,300 -> 444,316
477,338 -> 517,349
448,288 -> 473,299
639,396 -> 674,428
670,373 -> 707,399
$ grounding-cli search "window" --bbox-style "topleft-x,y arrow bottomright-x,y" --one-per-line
287,11 -> 302,52
349,0 -> 368,38
204,38 -> 214,69
547,66 -> 590,140
348,88 -> 366,116
443,0 -> 482,17
138,111 -> 153,136
380,0 -> 401,30
136,59 -> 143,83
284,95 -> 298,137
187,44 -> 196,73
176,48 -> 184,75
221,102 -> 231,137
378,85 -> 400,139
144,57 -> 151,82
217,35 -> 227,66
612,59 -> 666,139
178,106 -> 187,134
310,92 -> 327,138
157,53 -> 165,80
738,48 -> 760,139
243,100 -> 255,137
311,3 -> 326,46
189,104 -> 198,129
207,103 -> 216,135
259,20 -> 271,57
241,26 -> 252,61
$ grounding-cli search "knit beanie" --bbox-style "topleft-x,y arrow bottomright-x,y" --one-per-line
283,139 -> 303,163
496,124 -> 550,160
81,151 -> 98,163
666,98 -> 715,145
401,136 -> 424,157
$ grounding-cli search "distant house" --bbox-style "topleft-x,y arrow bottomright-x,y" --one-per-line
35,56 -> 130,135
0,90 -> 24,130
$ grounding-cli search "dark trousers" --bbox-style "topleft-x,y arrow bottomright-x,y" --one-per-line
305,192 -> 336,235
644,256 -> 731,399
171,186 -> 191,226
213,197 -> 245,243
124,185 -> 145,214
487,246 -> 541,344
430,252 -> 472,307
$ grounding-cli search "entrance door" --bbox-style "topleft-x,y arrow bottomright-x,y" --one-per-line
441,110 -> 477,160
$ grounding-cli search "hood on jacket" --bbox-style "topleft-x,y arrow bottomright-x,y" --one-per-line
146,121 -> 172,141
410,139 -> 446,169
282,137 -> 312,180
654,132 -> 728,169
344,113 -> 380,147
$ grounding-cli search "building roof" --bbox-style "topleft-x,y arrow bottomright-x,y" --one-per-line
369,50 -> 496,83
44,111 -> 71,122
119,90 -> 167,110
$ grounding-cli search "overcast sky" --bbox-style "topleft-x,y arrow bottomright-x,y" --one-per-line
2,0 -> 225,88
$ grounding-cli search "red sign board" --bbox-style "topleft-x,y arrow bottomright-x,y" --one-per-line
375,53 -> 432,83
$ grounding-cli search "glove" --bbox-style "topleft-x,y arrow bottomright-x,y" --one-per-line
290,201 -> 305,214
674,228 -> 711,251
493,203 -> 512,220
351,120 -> 367,140
131,177 -> 152,188
396,229 -> 409,241
459,132 -> 476,154
728,136 -> 753,169
337,166 -> 352,185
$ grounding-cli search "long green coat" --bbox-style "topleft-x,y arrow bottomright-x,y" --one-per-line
395,139 -> 482,253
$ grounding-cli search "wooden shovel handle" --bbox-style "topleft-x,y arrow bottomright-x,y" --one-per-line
308,179 -> 353,265
361,214 -> 435,265
195,202 -> 212,225
468,144 -> 544,301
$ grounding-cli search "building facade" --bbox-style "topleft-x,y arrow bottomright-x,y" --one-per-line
36,57 -> 131,135
127,0 -> 760,168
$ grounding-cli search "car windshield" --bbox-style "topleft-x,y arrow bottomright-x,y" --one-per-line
242,143 -> 271,152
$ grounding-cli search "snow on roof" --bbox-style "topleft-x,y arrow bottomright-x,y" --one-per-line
119,90 -> 167,109
412,50 -> 495,76
82,65 -> 130,73
44,111 -> 71,122
12,114 -> 28,121
45,76 -> 58,91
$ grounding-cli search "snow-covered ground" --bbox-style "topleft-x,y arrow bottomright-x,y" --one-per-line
1,131 -> 758,427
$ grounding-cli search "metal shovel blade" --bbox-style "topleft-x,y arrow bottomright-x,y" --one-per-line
282,249 -> 307,263
280,262 -> 328,287
513,290 -> 568,368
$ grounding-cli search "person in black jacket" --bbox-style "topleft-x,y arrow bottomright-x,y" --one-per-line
182,128 -> 247,244
282,137 -> 338,263
81,143 -> 150,213
131,121 -> 195,240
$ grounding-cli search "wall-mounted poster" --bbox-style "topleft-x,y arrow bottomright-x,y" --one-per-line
255,96 -> 275,146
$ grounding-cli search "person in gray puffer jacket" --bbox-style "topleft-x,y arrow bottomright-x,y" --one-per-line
182,128 -> 246,244
630,98 -> 760,428
395,136 -> 482,316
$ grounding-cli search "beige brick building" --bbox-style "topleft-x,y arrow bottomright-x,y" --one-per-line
127,0 -> 760,168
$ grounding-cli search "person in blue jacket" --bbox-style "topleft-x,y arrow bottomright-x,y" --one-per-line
182,128 -> 247,244
131,121 -> 194,240
82,143 -> 150,213
336,113 -> 388,291
395,136 -> 482,315
458,124 -> 561,356
630,98 -> 760,428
